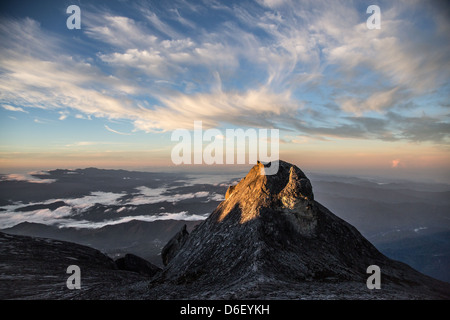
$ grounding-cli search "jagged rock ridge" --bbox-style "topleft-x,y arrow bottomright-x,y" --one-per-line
150,160 -> 450,299
161,224 -> 189,266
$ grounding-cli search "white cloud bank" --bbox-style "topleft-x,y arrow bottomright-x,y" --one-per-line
0,185 -> 222,229
63,212 -> 208,229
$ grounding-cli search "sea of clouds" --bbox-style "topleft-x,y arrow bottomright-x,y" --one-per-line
0,184 -> 224,229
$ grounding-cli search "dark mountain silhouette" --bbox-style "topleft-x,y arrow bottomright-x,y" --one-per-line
148,160 -> 450,299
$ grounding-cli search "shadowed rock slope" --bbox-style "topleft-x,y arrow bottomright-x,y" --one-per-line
148,160 -> 450,299
0,232 -> 152,299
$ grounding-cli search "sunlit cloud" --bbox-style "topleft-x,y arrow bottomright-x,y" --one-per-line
0,173 -> 56,184
338,88 -> 402,114
133,87 -> 300,132
104,125 -> 132,136
2,104 -> 27,113
58,111 -> 69,120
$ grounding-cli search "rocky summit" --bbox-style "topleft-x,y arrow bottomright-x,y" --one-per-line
1,160 -> 450,299
148,160 -> 450,299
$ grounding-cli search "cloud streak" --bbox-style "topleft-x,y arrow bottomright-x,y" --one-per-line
63,212 -> 208,229
104,125 -> 132,136
2,104 -> 28,113
0,173 -> 56,184
127,186 -> 211,205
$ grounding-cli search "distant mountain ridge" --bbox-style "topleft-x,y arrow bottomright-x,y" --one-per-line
2,219 -> 200,267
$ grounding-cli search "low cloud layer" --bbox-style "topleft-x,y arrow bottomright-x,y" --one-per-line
0,185 -> 221,229
0,173 -> 56,184
63,212 -> 208,229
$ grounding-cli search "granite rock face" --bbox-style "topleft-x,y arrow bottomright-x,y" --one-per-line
161,224 -> 189,266
149,160 -> 450,299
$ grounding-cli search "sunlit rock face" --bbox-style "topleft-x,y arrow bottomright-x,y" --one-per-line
217,161 -> 317,239
220,161 -> 315,228
150,160 -> 450,299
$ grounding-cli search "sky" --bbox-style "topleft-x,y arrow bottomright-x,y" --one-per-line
0,0 -> 449,182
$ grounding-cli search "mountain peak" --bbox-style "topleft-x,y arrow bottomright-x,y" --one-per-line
151,160 -> 450,299
218,160 -> 315,230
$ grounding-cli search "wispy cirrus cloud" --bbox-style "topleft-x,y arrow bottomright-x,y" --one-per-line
65,141 -> 111,147
133,87 -> 300,131
0,0 -> 449,146
2,104 -> 28,113
104,125 -> 132,136
83,14 -> 158,49
141,7 -> 182,39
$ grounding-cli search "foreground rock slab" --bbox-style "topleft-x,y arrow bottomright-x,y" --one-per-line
0,232 -> 149,299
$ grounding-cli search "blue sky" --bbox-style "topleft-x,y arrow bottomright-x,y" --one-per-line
0,0 -> 449,181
